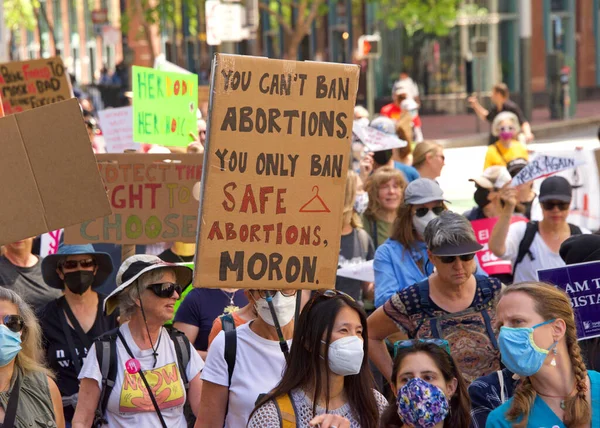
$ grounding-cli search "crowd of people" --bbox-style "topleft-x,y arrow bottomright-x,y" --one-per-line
0,76 -> 598,428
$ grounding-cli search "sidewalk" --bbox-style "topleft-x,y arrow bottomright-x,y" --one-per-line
422,100 -> 600,147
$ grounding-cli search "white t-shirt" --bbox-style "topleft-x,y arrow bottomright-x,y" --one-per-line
79,322 -> 204,428
201,322 -> 291,428
500,221 -> 589,283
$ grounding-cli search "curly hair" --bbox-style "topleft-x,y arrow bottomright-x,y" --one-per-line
363,166 -> 407,221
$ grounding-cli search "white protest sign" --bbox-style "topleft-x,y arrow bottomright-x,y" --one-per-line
97,107 -> 139,153
336,260 -> 374,283
352,122 -> 407,152
39,229 -> 63,258
511,154 -> 585,186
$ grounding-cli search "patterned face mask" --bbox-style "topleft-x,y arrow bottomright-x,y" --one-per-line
397,377 -> 449,428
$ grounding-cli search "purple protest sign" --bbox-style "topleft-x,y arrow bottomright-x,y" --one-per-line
538,261 -> 600,340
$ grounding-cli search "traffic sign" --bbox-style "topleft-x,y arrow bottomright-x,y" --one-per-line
357,34 -> 381,59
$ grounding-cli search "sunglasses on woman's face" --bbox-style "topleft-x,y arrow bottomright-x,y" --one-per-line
61,259 -> 95,270
541,201 -> 570,211
499,126 -> 515,132
438,253 -> 476,264
1,315 -> 24,333
146,282 -> 183,299
414,206 -> 445,218
254,289 -> 298,299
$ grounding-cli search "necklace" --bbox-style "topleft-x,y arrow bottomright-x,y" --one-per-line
534,383 -> 576,410
221,290 -> 239,314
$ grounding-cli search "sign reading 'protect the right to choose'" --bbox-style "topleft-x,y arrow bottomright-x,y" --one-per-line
195,54 -> 359,290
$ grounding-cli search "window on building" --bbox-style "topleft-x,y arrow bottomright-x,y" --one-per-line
551,0 -> 567,12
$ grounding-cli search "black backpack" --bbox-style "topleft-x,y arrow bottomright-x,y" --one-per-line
92,326 -> 192,427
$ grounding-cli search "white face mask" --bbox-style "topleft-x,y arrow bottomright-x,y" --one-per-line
412,210 -> 439,237
353,192 -> 369,215
254,292 -> 296,327
325,336 -> 364,376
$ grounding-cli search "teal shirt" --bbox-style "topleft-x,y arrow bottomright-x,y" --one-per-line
486,370 -> 600,427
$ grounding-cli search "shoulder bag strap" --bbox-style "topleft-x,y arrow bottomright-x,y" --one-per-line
494,143 -> 509,165
58,297 -> 82,374
60,297 -> 93,350
2,372 -> 21,428
224,329 -> 237,387
275,393 -> 297,428
369,216 -> 378,248
166,328 -> 190,391
515,221 -> 539,268
116,331 -> 167,428
93,334 -> 117,428
497,371 -> 505,403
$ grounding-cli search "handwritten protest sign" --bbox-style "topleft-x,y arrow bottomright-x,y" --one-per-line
97,107 -> 139,153
194,55 -> 359,290
0,57 -> 71,115
337,260 -> 374,283
471,216 -> 527,276
538,261 -> 600,340
64,154 -> 202,244
40,229 -> 63,258
132,66 -> 198,147
512,154 -> 585,186
352,122 -> 407,152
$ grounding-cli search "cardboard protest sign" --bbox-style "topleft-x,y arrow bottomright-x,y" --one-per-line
471,216 -> 527,276
132,66 -> 198,147
0,57 -> 71,115
538,261 -> 600,340
0,99 -> 111,245
512,154 -> 585,186
337,260 -> 374,283
194,54 -> 359,290
64,154 -> 202,244
97,107 -> 139,153
352,122 -> 407,152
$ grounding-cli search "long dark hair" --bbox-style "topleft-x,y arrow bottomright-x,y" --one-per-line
380,342 -> 471,428
251,292 -> 380,427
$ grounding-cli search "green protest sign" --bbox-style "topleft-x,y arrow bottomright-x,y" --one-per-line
132,66 -> 198,147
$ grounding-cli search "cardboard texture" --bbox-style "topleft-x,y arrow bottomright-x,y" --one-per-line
0,99 -> 112,246
64,153 -> 202,244
132,66 -> 198,147
0,57 -> 72,115
194,54 -> 360,290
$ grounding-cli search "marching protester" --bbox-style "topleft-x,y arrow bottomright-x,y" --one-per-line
0,238 -> 62,313
196,289 -> 296,427
483,112 -> 529,170
486,283 -> 600,427
369,211 -> 502,384
464,166 -> 512,221
373,178 -> 447,307
39,244 -> 118,424
248,290 -> 387,427
391,71 -> 420,104
412,142 -> 445,181
380,89 -> 406,121
361,167 -> 406,249
380,340 -> 471,428
72,255 -> 204,428
489,176 -> 585,283
0,287 -> 65,428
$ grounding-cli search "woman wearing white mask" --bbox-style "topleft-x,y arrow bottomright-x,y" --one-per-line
248,290 -> 387,428
197,289 -> 296,428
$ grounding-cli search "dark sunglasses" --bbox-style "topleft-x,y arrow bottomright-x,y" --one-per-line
254,289 -> 298,299
499,126 -> 515,132
415,206 -> 445,218
304,289 -> 355,315
394,339 -> 451,357
61,259 -> 95,270
438,253 -> 476,264
2,315 -> 24,333
541,201 -> 570,211
146,282 -> 183,299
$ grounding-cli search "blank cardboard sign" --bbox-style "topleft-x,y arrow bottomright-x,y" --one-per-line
194,54 -> 359,290
0,98 -> 112,246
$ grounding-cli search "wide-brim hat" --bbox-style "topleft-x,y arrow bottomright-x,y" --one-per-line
42,244 -> 113,290
104,254 -> 193,315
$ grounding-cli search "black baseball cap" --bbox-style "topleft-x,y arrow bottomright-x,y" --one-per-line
539,176 -> 572,203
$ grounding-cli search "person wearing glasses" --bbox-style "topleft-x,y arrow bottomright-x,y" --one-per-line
248,290 -> 387,428
411,142 -> 445,181
489,175 -> 586,283
39,244 -> 117,424
380,339 -> 471,428
196,288 -> 296,428
369,211 -> 503,384
483,112 -> 529,171
73,255 -> 204,428
0,287 -> 65,428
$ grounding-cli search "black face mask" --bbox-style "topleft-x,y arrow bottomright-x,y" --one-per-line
373,149 -> 393,166
474,187 -> 491,209
63,271 -> 95,295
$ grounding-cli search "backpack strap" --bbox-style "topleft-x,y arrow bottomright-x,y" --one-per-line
221,313 -> 236,333
224,329 -> 237,387
473,276 -> 500,350
514,221 -> 539,269
414,279 -> 440,338
166,326 -> 191,391
273,393 -> 297,428
569,223 -> 582,236
93,328 -> 119,428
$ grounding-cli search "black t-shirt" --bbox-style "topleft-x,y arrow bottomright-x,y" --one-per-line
158,249 -> 194,263
39,293 -> 118,422
486,99 -> 527,145
335,228 -> 375,301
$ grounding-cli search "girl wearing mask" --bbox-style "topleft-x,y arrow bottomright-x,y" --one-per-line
380,340 -> 471,428
412,142 -> 445,181
248,290 -> 387,428
361,167 -> 407,249
484,112 -> 529,170
197,289 -> 296,427
487,282 -> 600,427
0,287 -> 65,427
373,178 -> 447,307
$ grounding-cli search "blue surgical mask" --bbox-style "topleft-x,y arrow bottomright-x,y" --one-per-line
498,319 -> 557,377
0,324 -> 22,367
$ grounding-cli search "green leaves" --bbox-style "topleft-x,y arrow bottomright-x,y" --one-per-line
374,0 -> 458,36
5,0 -> 38,31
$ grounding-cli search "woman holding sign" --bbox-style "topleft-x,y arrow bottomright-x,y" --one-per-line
486,282 -> 600,427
